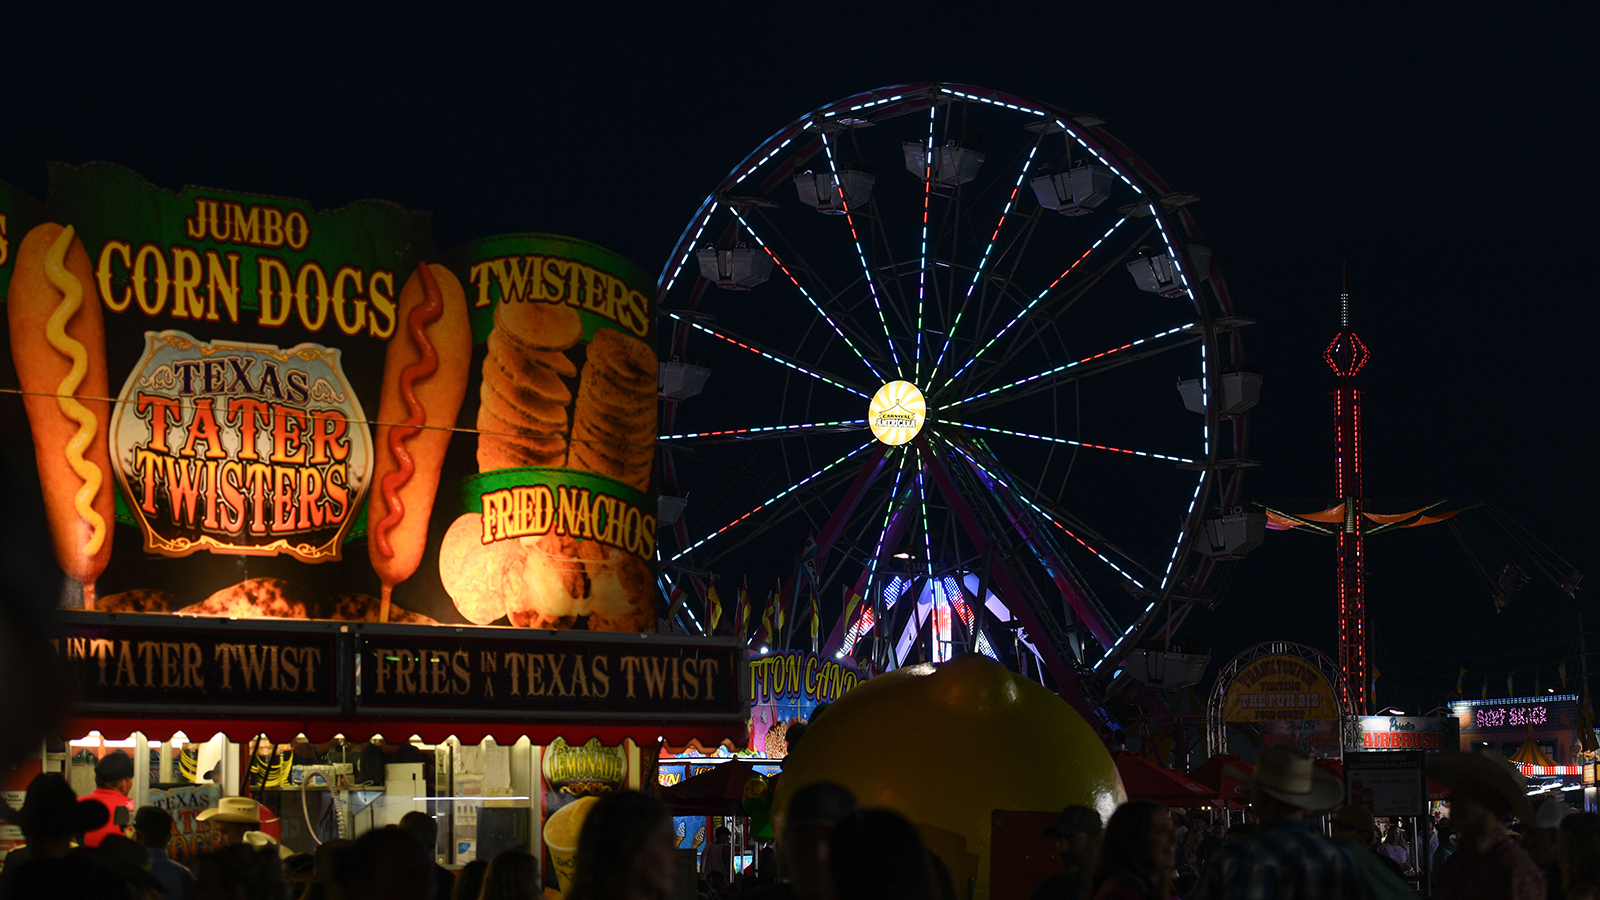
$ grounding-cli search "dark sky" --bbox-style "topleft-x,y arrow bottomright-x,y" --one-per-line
4,5 -> 1593,717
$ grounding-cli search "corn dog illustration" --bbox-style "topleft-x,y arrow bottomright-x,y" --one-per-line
6,224 -> 114,605
367,262 -> 470,622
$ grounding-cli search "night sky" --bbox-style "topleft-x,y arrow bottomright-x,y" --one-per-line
4,5 -> 1592,720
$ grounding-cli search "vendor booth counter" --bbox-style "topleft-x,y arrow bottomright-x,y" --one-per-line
12,613 -> 745,885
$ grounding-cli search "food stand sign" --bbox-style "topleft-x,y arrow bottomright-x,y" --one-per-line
1220,654 -> 1340,723
0,163 -> 658,632
1261,719 -> 1342,759
54,617 -> 341,712
1349,715 -> 1457,751
356,630 -> 743,717
749,650 -> 862,757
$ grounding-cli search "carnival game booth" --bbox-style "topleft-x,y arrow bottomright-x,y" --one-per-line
28,613 -> 745,888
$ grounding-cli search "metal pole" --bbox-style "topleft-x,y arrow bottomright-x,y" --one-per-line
1581,612 -> 1590,705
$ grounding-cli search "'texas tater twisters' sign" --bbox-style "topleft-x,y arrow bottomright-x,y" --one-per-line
112,332 -> 371,561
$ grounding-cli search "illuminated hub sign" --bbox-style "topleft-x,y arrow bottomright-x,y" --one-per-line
1474,704 -> 1548,729
868,381 -> 926,446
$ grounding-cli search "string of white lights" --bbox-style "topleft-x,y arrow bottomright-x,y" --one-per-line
669,441 -> 874,562
821,131 -> 902,375
728,208 -> 887,383
936,215 -> 1129,395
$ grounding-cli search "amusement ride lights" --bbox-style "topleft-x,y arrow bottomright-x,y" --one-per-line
916,106 -> 934,382
658,83 -> 1245,681
935,214 -> 1130,396
1326,280 -> 1372,715
931,137 -> 1043,378
822,131 -> 902,375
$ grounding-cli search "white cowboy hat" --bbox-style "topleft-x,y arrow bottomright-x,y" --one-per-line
197,797 -> 262,825
1224,747 -> 1343,812
243,829 -> 295,860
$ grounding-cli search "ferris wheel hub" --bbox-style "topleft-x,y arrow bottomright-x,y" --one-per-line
868,380 -> 927,446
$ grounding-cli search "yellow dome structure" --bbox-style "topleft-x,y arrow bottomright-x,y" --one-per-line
776,654 -> 1123,899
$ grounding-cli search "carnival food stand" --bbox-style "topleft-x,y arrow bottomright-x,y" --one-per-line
38,614 -> 743,875
0,163 -> 745,890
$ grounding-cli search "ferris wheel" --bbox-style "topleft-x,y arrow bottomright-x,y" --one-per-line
655,84 -> 1257,717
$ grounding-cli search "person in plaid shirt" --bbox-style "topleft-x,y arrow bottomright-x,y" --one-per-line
1190,747 -> 1364,900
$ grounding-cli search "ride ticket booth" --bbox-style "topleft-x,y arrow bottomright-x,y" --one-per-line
13,613 -> 744,894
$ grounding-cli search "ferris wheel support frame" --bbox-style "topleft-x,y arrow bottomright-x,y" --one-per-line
917,439 -> 1106,726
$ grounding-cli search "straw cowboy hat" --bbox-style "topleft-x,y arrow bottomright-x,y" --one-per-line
1224,747 -> 1344,812
1428,751 -> 1535,823
197,796 -> 262,825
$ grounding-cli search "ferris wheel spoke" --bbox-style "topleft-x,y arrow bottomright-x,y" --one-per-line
727,208 -> 888,382
858,453 -> 915,625
955,422 -> 1196,465
976,232 -> 1150,386
1161,470 -> 1210,591
746,208 -> 899,367
945,437 -> 1158,595
942,322 -> 1199,412
932,135 -> 1046,379
933,214 -> 1132,397
821,131 -> 904,376
659,421 -> 868,442
697,461 -> 877,567
915,105 -> 936,382
668,440 -> 875,562
661,310 -> 870,398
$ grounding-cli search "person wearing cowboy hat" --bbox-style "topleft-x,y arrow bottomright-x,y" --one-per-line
1429,751 -> 1545,900
1326,805 -> 1414,900
1190,747 -> 1363,900
0,772 -> 127,899
198,797 -> 294,861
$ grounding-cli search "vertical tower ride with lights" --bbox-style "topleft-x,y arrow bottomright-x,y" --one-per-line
1264,281 -> 1466,718
1324,281 -> 1370,715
